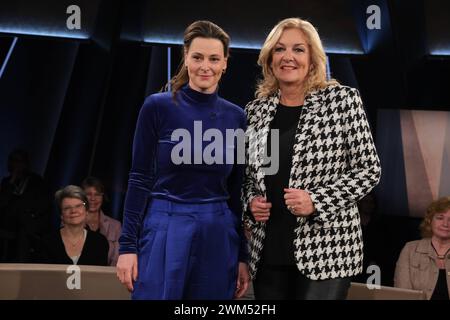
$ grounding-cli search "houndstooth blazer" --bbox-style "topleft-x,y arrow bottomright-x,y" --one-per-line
242,84 -> 381,280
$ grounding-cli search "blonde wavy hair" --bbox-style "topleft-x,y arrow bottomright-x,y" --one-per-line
420,196 -> 450,238
256,17 -> 338,99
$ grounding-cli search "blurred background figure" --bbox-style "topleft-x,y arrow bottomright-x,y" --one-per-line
0,148 -> 50,262
82,177 -> 121,266
37,185 -> 108,266
352,193 -> 378,283
394,196 -> 450,300
358,194 -> 376,228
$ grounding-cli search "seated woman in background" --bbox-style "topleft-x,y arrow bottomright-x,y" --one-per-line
82,177 -> 121,266
39,185 -> 108,266
394,196 -> 450,300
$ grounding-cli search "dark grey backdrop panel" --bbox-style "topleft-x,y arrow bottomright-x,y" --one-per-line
139,0 -> 364,53
0,38 -> 79,179
425,0 -> 450,55
375,109 -> 409,216
0,0 -> 101,39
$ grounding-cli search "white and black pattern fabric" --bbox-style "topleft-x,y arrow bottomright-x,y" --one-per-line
242,84 -> 381,280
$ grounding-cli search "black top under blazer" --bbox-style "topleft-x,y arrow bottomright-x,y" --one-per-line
242,85 -> 382,280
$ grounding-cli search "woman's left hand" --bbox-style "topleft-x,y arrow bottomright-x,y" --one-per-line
234,262 -> 250,298
284,188 -> 315,216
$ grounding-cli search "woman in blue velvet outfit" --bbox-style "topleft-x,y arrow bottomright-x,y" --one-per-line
116,20 -> 249,300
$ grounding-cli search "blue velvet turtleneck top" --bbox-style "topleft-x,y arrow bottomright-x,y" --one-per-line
119,85 -> 247,261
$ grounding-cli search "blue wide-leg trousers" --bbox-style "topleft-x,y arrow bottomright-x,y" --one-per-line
132,199 -> 239,300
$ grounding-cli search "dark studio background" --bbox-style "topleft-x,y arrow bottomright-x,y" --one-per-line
0,0 -> 450,285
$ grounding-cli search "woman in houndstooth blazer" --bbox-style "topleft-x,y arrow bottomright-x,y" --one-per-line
242,17 -> 381,299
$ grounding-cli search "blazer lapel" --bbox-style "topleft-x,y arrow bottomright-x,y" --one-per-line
289,89 -> 324,189
251,92 -> 279,194
251,92 -> 278,133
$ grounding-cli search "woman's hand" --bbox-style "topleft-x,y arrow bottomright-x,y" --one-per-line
250,196 -> 272,222
234,262 -> 250,298
116,253 -> 138,292
284,188 -> 315,216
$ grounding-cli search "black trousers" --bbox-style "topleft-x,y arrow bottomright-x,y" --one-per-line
253,264 -> 351,300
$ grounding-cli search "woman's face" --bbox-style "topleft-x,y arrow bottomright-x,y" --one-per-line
61,197 -> 87,226
270,28 -> 311,89
431,210 -> 450,241
85,186 -> 103,213
185,37 -> 227,94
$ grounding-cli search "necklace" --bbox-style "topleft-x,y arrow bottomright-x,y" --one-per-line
87,212 -> 100,230
63,230 -> 85,247
432,242 -> 450,260
88,221 -> 99,231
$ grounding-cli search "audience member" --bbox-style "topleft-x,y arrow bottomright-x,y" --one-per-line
0,149 -> 50,262
38,185 -> 108,266
353,193 -> 378,283
82,176 -> 121,266
394,196 -> 450,299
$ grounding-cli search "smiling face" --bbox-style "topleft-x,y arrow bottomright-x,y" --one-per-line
85,186 -> 103,213
185,37 -> 227,94
431,210 -> 450,241
270,28 -> 311,90
60,197 -> 87,226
